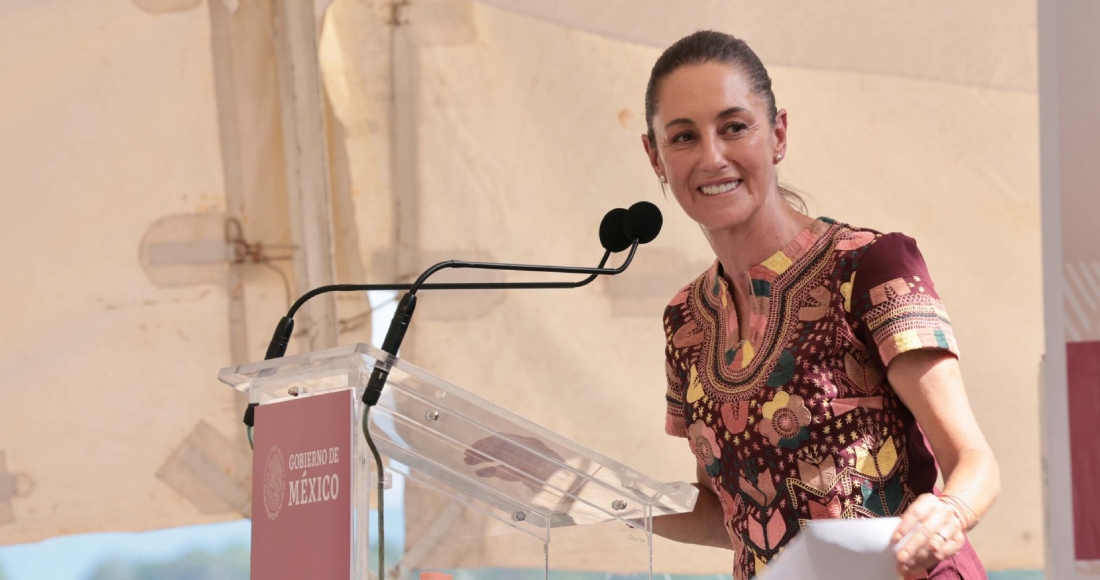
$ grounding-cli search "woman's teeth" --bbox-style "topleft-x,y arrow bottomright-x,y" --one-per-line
700,180 -> 741,196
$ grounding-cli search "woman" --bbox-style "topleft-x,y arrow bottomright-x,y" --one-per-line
643,31 -> 999,579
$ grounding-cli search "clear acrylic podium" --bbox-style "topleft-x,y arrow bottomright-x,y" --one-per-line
219,343 -> 698,579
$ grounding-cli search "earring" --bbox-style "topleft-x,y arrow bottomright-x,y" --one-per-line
660,176 -> 668,184
774,153 -> 784,163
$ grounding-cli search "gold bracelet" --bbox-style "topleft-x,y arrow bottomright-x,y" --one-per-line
938,494 -> 978,530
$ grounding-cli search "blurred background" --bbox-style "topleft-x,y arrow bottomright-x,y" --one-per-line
0,0 -> 1095,578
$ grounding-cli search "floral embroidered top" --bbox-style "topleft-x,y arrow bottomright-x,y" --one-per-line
663,218 -> 966,579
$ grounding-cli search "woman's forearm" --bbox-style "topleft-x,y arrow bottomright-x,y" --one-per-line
650,483 -> 734,550
886,351 -> 1000,529
940,447 -> 1000,527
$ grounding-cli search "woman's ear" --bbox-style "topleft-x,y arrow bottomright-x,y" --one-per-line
641,134 -> 663,179
773,108 -> 788,163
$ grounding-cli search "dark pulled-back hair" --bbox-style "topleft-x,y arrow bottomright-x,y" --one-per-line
645,30 -> 778,149
644,30 -> 806,212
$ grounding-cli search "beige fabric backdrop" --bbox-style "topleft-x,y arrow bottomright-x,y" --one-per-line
0,0 -> 333,544
0,0 -> 249,543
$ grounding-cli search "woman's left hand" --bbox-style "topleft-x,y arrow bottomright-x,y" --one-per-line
891,493 -> 967,577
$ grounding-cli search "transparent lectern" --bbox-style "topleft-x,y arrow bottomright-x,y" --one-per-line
219,344 -> 698,580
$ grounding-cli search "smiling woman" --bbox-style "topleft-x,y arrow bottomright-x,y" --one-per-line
641,31 -> 1000,580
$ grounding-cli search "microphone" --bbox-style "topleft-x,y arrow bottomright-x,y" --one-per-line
624,201 -> 663,245
599,208 -> 631,252
600,201 -> 663,252
243,203 -> 664,426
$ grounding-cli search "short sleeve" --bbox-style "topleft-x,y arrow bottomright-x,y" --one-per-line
849,233 -> 960,368
663,299 -> 692,438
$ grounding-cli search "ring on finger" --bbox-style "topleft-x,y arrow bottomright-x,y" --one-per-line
930,532 -> 950,552
933,532 -> 955,557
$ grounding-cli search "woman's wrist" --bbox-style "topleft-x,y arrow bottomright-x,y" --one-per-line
937,493 -> 978,531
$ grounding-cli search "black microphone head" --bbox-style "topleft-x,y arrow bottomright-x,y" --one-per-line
599,207 -> 632,252
624,201 -> 663,244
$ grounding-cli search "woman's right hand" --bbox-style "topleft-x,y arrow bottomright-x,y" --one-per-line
892,493 -> 969,576
650,463 -> 733,550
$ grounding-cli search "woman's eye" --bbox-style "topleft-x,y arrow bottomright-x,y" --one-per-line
671,132 -> 696,143
724,123 -> 749,134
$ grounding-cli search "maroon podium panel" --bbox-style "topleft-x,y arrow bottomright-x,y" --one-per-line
252,389 -> 354,579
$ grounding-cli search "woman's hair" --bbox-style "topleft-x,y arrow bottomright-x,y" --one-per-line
645,30 -> 806,213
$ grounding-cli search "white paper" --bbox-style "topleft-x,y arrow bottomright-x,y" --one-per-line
758,517 -> 907,580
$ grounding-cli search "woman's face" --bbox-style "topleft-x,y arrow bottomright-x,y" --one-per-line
643,62 -> 787,234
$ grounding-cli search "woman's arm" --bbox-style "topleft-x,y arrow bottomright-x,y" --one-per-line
887,349 -> 1000,576
649,463 -> 734,550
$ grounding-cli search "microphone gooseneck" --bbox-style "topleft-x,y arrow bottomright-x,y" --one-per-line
360,240 -> 644,407
247,202 -> 664,422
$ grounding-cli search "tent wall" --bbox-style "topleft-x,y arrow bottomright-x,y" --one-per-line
0,0 -> 374,544
478,0 -> 1037,92
0,0 -> 252,543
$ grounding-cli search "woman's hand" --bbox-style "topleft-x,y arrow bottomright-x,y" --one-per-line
650,463 -> 734,550
891,493 -> 968,576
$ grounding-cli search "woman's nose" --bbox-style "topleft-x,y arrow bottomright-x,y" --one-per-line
699,134 -> 729,171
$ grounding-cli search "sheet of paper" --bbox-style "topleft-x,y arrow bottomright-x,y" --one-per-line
758,517 -> 906,580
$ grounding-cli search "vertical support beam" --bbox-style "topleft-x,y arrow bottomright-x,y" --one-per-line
391,14 -> 421,289
1039,1 -> 1072,574
209,0 -> 250,366
273,0 -> 339,352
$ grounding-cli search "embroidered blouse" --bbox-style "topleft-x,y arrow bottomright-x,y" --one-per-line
662,217 -> 977,579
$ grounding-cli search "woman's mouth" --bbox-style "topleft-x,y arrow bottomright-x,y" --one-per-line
698,180 -> 742,196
